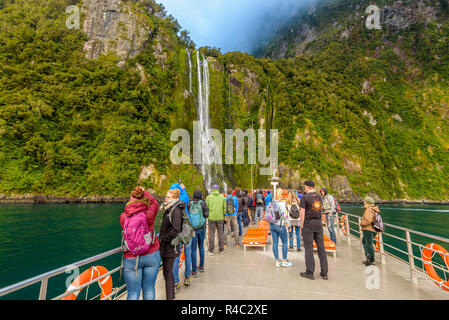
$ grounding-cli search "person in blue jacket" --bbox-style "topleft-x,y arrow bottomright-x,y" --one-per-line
169,182 -> 193,290
265,191 -> 272,208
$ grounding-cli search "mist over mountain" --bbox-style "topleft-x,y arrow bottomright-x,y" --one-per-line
158,0 -> 317,53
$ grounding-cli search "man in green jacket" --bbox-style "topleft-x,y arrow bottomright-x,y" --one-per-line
206,184 -> 226,255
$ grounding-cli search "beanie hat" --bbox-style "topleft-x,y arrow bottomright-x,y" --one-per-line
364,196 -> 375,205
212,184 -> 219,190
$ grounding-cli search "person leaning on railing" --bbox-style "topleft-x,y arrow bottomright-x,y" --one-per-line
360,196 -> 380,266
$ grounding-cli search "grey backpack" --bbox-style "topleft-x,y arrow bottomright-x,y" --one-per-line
168,204 -> 194,252
373,210 -> 385,233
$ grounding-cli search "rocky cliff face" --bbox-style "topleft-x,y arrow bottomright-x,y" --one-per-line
81,0 -> 150,62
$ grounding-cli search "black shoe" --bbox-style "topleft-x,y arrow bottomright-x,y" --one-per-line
297,248 -> 302,252
300,272 -> 314,280
320,274 -> 328,280
362,254 -> 372,266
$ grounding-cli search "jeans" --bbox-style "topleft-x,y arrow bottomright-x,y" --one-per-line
123,250 -> 161,300
326,213 -> 337,244
191,228 -> 205,272
255,206 -> 264,222
362,230 -> 376,262
243,209 -> 249,226
270,223 -> 288,260
237,212 -> 243,236
172,238 -> 192,284
289,226 -> 301,249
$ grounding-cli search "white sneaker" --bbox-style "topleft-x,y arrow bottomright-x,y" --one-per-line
282,261 -> 293,267
276,261 -> 282,267
208,252 -> 214,256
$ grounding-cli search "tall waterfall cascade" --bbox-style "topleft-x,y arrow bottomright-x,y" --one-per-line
187,49 -> 227,193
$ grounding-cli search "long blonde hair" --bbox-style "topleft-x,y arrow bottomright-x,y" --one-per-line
286,190 -> 300,206
274,188 -> 283,201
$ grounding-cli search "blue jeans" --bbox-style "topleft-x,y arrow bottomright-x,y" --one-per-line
191,228 -> 205,272
326,213 -> 337,244
243,209 -> 249,226
289,226 -> 301,249
173,238 -> 192,284
237,212 -> 243,236
255,206 -> 264,222
123,250 -> 161,300
270,223 -> 288,260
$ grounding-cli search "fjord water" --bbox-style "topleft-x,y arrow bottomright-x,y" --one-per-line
0,203 -> 448,299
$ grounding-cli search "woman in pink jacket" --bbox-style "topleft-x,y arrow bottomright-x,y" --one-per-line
119,186 -> 160,300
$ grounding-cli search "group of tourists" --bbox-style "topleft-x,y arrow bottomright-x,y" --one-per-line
119,178 -> 382,300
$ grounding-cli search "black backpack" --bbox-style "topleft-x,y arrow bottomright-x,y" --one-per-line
289,203 -> 300,219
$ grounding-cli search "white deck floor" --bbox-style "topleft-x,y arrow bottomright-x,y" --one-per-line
120,226 -> 449,300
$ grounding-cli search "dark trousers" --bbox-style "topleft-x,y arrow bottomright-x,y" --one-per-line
362,230 -> 376,262
303,221 -> 328,276
162,256 -> 176,300
208,220 -> 224,253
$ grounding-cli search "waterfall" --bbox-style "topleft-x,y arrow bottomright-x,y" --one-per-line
195,51 -> 227,193
186,49 -> 192,93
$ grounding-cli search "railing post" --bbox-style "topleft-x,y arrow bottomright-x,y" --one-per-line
378,232 -> 386,264
346,216 -> 351,244
358,217 -> 363,248
39,279 -> 48,300
405,231 -> 418,284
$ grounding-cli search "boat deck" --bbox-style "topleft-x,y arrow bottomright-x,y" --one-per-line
120,227 -> 449,300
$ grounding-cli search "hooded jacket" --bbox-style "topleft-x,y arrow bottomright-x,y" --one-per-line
119,191 -> 160,259
360,204 -> 380,233
187,189 -> 210,229
206,189 -> 226,221
320,188 -> 336,214
169,183 -> 190,216
159,199 -> 184,258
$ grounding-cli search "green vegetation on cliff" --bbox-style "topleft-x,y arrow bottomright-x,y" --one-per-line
0,0 -> 448,201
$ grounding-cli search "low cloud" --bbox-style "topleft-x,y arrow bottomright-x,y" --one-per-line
158,0 -> 316,53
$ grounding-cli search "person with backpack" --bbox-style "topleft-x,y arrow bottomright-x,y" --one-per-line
235,187 -> 245,237
159,188 -> 185,300
241,190 -> 249,227
120,186 -> 160,300
224,188 -> 240,247
286,190 -> 301,252
169,183 -> 193,290
266,188 -> 292,267
206,184 -> 226,255
248,190 -> 256,224
320,188 -> 337,245
299,180 -> 328,280
187,189 -> 209,277
360,196 -> 381,266
254,190 -> 265,223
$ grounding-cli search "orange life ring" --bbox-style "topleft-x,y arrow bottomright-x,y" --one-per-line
421,243 -> 449,292
374,233 -> 380,252
62,266 -> 113,300
340,215 -> 347,235
179,246 -> 185,268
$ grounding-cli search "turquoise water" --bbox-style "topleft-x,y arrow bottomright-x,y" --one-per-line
0,203 -> 448,299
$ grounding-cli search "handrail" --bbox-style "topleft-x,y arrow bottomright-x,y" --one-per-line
0,247 -> 122,299
338,211 -> 449,290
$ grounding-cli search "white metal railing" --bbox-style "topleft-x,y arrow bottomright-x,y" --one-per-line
336,211 -> 449,291
0,247 -> 125,300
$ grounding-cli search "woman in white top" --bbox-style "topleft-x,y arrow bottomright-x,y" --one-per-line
286,191 -> 302,251
269,188 -> 292,267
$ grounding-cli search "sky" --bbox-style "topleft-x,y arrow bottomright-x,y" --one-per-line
157,0 -> 316,54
